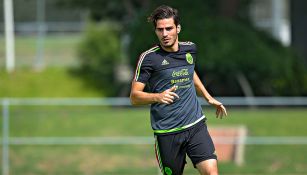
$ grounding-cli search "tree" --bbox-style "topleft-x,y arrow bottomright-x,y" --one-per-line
57,0 -> 306,96
291,0 -> 307,64
129,0 -> 306,96
56,0 -> 150,23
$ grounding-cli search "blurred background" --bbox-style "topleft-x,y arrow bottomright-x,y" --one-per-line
0,0 -> 307,174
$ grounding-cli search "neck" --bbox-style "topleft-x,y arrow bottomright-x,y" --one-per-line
161,40 -> 179,52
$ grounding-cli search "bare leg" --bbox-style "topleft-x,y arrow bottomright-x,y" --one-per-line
196,159 -> 218,175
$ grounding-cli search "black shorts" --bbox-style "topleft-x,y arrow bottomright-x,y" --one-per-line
154,120 -> 217,175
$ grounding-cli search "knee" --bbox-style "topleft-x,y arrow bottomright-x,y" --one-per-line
201,168 -> 218,175
205,171 -> 218,175
196,159 -> 218,175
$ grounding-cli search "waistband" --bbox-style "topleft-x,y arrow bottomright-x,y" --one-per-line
154,115 -> 206,135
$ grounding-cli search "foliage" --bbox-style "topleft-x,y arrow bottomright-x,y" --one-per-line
129,0 -> 307,96
56,0 -> 150,22
58,0 -> 307,96
196,18 -> 306,96
76,22 -> 121,96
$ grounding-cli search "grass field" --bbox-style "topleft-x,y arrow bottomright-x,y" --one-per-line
0,34 -> 80,67
0,68 -> 105,97
1,106 -> 306,175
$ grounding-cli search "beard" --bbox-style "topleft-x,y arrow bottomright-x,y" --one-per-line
160,35 -> 178,48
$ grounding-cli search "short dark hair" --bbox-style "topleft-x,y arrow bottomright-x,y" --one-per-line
147,5 -> 180,28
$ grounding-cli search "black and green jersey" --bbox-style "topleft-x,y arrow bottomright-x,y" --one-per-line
134,42 -> 205,134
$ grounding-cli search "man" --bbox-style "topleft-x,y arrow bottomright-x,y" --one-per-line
130,5 -> 227,175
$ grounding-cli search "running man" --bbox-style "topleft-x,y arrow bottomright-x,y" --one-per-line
130,5 -> 227,175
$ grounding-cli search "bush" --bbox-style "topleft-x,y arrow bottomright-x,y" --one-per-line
77,22 -> 121,96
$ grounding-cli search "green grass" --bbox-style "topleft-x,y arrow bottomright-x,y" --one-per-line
0,34 -> 80,67
0,68 -> 105,97
1,107 -> 306,174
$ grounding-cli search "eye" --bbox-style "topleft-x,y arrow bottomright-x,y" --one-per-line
156,28 -> 163,32
166,27 -> 173,31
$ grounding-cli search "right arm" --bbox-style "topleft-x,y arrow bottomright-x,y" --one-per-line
130,81 -> 179,106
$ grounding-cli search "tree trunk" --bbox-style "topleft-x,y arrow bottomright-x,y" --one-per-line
219,0 -> 240,18
290,0 -> 307,63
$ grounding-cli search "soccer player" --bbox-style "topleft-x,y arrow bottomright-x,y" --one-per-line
130,5 -> 227,175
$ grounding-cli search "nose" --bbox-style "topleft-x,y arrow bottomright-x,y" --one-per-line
162,29 -> 168,37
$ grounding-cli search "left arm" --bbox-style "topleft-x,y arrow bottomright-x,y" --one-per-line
193,71 -> 227,119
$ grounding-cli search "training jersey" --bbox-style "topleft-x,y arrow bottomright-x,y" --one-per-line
134,41 -> 205,134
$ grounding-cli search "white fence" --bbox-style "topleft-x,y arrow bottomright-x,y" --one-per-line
2,96 -> 307,106
1,97 -> 307,175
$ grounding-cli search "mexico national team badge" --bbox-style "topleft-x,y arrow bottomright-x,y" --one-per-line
186,53 -> 193,64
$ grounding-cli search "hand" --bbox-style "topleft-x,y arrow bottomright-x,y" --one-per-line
215,104 -> 227,119
208,99 -> 228,119
157,86 -> 179,104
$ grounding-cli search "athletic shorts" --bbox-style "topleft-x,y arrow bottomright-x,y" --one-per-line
154,120 -> 217,175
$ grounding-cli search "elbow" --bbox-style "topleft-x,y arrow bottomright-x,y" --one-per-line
130,98 -> 137,106
129,93 -> 138,106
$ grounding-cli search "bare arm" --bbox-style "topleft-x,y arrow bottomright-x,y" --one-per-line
130,81 -> 179,106
193,71 -> 227,118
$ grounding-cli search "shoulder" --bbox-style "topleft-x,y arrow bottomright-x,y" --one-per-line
179,41 -> 195,46
136,45 -> 160,66
139,45 -> 160,60
179,41 -> 197,52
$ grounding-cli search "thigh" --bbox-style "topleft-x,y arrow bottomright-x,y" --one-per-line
154,134 -> 187,175
186,123 -> 217,167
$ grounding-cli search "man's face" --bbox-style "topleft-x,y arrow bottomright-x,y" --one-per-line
155,18 -> 179,50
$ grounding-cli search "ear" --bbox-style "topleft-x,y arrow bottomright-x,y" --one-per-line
177,24 -> 181,34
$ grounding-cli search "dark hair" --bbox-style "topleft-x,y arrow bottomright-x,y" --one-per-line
147,5 -> 180,27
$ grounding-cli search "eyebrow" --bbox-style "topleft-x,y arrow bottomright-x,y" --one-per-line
156,26 -> 174,30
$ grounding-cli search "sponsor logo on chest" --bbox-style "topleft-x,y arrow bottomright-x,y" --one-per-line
172,68 -> 189,77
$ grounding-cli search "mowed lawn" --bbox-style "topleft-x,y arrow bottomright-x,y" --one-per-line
0,34 -> 80,67
1,106 -> 307,175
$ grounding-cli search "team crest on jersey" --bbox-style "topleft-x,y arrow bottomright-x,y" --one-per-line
186,53 -> 193,64
161,59 -> 169,65
164,167 -> 172,175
